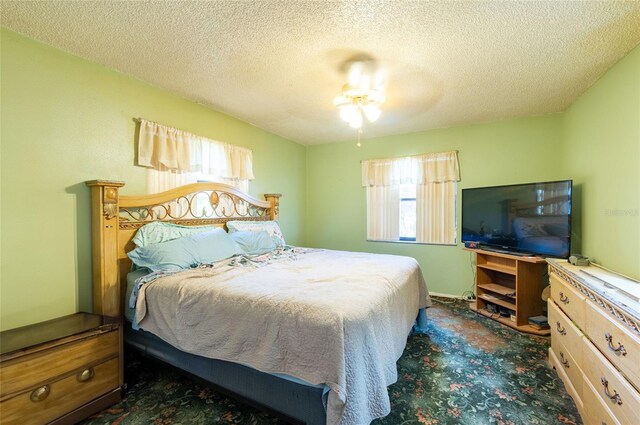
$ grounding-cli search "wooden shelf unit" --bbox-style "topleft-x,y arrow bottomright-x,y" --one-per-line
477,293 -> 516,310
467,248 -> 549,336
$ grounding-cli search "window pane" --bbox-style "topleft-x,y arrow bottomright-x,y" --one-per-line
399,183 -> 416,199
399,199 -> 416,239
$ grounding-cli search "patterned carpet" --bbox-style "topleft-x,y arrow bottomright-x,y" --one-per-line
82,298 -> 581,425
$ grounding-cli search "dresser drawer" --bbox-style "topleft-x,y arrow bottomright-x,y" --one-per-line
582,336 -> 640,425
548,347 -> 583,412
583,376 -> 621,425
550,339 -> 583,401
0,330 -> 118,398
585,300 -> 640,390
550,272 -> 585,330
548,299 -> 583,366
1,356 -> 119,425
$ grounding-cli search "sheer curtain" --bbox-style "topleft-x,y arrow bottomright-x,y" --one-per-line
414,151 -> 459,244
362,151 -> 460,244
138,119 -> 254,193
366,185 -> 400,241
416,181 -> 457,244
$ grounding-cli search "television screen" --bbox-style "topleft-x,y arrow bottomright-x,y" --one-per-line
462,180 -> 572,258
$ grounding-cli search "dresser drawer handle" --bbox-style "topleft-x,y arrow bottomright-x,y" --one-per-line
556,322 -> 566,335
77,368 -> 95,382
559,292 -> 569,304
604,333 -> 627,356
560,352 -> 570,368
600,377 -> 623,405
30,385 -> 50,402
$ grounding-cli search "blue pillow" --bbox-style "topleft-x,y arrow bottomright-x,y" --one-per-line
230,231 -> 277,256
132,221 -> 217,248
128,228 -> 244,272
226,220 -> 286,247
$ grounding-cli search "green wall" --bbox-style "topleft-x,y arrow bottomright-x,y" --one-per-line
0,29 -> 307,330
306,44 -> 640,295
2,28 -> 638,331
562,45 -> 640,279
306,116 -> 565,296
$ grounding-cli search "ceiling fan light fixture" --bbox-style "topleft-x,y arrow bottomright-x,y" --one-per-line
349,110 -> 363,129
340,104 -> 358,122
363,105 -> 381,122
347,62 -> 364,86
333,95 -> 348,107
366,90 -> 385,105
334,60 -> 387,145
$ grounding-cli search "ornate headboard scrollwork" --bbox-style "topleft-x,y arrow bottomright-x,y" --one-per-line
119,186 -> 277,230
86,180 -> 281,317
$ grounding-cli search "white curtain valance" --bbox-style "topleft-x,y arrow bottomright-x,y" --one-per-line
361,151 -> 460,187
138,119 -> 255,180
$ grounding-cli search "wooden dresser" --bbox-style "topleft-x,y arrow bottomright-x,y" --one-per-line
0,313 -> 122,425
547,259 -> 640,425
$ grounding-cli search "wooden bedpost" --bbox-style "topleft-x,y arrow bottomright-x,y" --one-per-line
86,180 -> 125,317
264,194 -> 281,221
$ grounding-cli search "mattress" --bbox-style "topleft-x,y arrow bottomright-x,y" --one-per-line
125,268 -> 326,390
130,248 -> 429,425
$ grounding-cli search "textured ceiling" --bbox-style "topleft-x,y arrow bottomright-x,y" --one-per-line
2,1 -> 640,145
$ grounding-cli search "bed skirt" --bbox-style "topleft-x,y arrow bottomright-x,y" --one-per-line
124,326 -> 327,425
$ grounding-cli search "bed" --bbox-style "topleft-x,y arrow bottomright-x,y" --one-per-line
86,180 -> 430,425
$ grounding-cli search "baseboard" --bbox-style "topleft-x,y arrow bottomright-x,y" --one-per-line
429,291 -> 466,299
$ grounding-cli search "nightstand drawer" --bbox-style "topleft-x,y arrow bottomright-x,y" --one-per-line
0,330 -> 118,398
1,357 -> 119,425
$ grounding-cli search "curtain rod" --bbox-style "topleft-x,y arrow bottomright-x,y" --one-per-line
359,150 -> 459,163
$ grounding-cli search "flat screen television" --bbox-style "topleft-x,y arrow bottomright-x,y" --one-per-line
462,180 -> 572,258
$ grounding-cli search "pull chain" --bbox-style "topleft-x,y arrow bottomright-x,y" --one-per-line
356,128 -> 363,147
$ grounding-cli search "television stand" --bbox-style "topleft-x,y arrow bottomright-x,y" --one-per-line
466,248 -> 549,336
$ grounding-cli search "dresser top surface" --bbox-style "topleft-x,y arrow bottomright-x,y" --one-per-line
548,259 -> 640,321
0,312 -> 119,356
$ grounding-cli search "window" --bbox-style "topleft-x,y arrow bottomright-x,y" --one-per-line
399,184 -> 416,241
361,151 -> 460,245
138,119 -> 253,194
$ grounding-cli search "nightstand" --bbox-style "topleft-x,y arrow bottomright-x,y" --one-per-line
0,312 -> 122,425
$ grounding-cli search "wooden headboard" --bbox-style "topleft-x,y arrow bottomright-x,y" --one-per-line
85,180 -> 281,317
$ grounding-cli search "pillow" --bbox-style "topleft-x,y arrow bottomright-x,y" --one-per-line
226,220 -> 286,247
128,228 -> 244,272
230,231 -> 277,256
132,221 -> 217,248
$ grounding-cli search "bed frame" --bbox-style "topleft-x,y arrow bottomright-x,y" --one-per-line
85,180 -> 326,424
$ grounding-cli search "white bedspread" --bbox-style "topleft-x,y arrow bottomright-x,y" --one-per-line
134,248 -> 430,425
